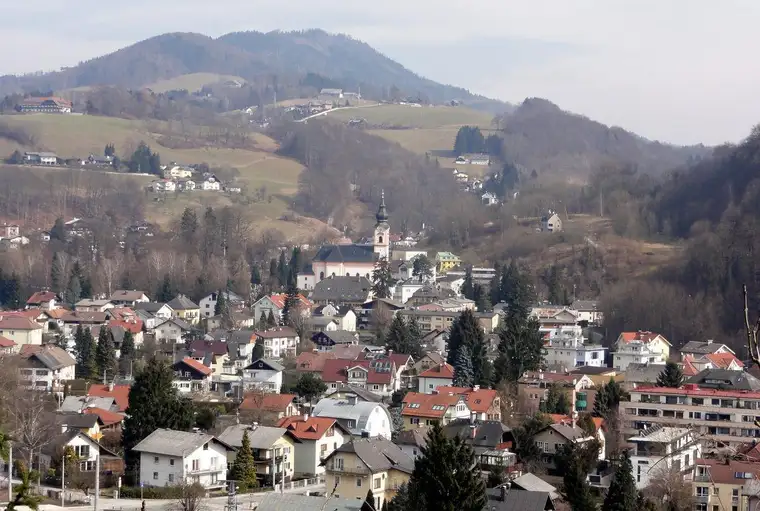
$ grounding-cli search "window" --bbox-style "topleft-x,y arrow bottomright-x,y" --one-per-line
374,478 -> 381,489
356,477 -> 362,488
696,487 -> 709,497
192,459 -> 199,471
170,459 -> 175,466
321,444 -> 328,455
168,474 -> 174,483
75,445 -> 90,458
373,385 -> 379,390
203,443 -> 209,450
153,472 -> 158,480
410,418 -> 420,425
326,426 -> 334,437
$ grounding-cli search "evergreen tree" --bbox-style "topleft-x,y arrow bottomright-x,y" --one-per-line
361,489 -> 376,511
592,384 -> 610,418
95,326 -> 117,381
250,265 -> 262,286
155,274 -> 174,302
602,451 -> 638,511
229,430 -> 258,490
268,258 -> 277,281
266,310 -> 277,328
493,317 -> 545,383
120,330 -> 135,360
258,310 -> 267,329
408,423 -> 486,511
558,443 -> 597,511
471,338 -> 492,388
577,413 -> 597,437
453,126 -> 485,156
50,217 -> 66,243
293,373 -> 327,403
123,358 -> 195,480
281,286 -> 300,326
446,309 -> 483,365
276,250 -> 288,287
540,384 -> 571,414
472,284 -> 488,311
489,263 -> 502,306
214,290 -> 227,316
385,315 -> 423,359
453,345 -> 474,388
656,361 -> 684,388
411,255 -> 434,281
3,273 -> 21,309
64,265 -> 82,305
74,325 -> 97,379
407,316 -> 423,345
461,268 -> 474,300
104,143 -> 116,157
371,258 -> 397,299
50,252 -> 64,293
79,270 -> 92,299
499,261 -> 534,323
252,338 -> 265,361
179,208 -> 198,243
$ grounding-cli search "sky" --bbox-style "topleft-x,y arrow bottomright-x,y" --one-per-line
1,0 -> 758,145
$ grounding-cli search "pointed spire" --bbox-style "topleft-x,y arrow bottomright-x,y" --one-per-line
376,190 -> 388,224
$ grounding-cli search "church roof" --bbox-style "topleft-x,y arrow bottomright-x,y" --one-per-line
376,190 -> 389,224
313,244 -> 376,264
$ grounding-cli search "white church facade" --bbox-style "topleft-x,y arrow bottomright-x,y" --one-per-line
298,193 -> 391,290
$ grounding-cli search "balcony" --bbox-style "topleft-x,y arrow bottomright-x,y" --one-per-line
694,496 -> 709,504
693,474 -> 711,483
327,464 -> 370,475
188,466 -> 225,475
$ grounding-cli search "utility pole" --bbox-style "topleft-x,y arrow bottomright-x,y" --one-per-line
7,443 -> 11,503
61,452 -> 65,508
280,454 -> 287,494
94,455 -> 100,511
224,480 -> 238,511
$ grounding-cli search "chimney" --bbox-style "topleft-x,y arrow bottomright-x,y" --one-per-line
470,412 -> 477,425
500,482 -> 511,502
347,395 -> 357,405
108,381 -> 115,391
572,410 -> 578,429
387,349 -> 393,357
706,339 -> 713,345
303,413 -> 309,422
473,385 -> 480,392
361,430 -> 370,438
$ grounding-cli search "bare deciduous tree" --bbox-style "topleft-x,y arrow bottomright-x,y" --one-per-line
644,465 -> 693,511
168,482 -> 207,511
8,389 -> 58,468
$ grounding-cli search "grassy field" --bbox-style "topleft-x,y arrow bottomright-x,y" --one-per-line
145,73 -> 246,93
328,104 -> 494,129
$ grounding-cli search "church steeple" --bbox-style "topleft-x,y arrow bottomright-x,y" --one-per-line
376,190 -> 389,225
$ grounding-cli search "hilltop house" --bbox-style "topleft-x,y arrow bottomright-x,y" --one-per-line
109,290 -> 150,306
18,97 -> 72,114
435,252 -> 461,273
541,212 -> 563,233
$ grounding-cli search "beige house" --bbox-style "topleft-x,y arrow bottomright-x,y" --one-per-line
322,438 -> 414,510
517,371 -> 596,415
0,316 -> 43,346
398,310 -> 499,334
217,424 -> 298,486
532,423 -> 602,470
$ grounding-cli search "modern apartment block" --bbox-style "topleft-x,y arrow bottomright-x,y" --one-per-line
628,425 -> 701,489
624,383 -> 760,450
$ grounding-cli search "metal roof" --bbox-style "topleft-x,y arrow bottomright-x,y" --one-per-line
254,493 -> 362,511
132,429 -> 228,456
217,424 -> 289,449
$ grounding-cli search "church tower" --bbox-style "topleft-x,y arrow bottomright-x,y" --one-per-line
373,191 -> 390,260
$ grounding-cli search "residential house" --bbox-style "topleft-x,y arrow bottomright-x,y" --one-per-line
163,165 -> 193,179
510,473 -> 560,501
109,320 -> 145,351
172,357 -> 212,393
355,351 -> 413,392
530,306 -> 579,329
253,293 -> 312,324
420,330 -> 447,352
517,372 -> 595,414
324,386 -> 383,404
132,429 -> 232,488
541,212 -> 563,232
166,294 -> 200,325
75,299 -> 115,312
443,419 -> 516,471
154,318 -> 193,343
199,290 -> 245,318
398,310 -> 499,334
435,386 -> 501,421
313,304 -> 357,332
255,327 -> 299,358
393,427 -> 429,460
311,331 -> 358,352
312,397 -> 393,438
570,300 -> 603,325
109,290 -> 150,306
686,352 -> 744,373
311,276 -> 373,306
239,393 -> 299,421
623,362 -> 667,390
177,180 -> 196,191
392,279 -> 425,304
486,488 -> 556,511
201,177 -> 221,191
18,97 -> 72,114
435,252 -> 461,273
407,284 -> 456,307
277,415 -> 349,477
152,180 -> 177,192
320,357 -> 398,396
23,151 -> 58,165
26,290 -> 61,310
0,315 -> 43,346
19,345 -> 76,392
436,274 -> 465,296
321,438 -> 414,510
0,223 -> 19,238
418,297 -> 476,312
60,311 -> 108,337
83,407 -> 126,433
679,340 -> 735,360
87,383 -> 131,413
569,366 -> 622,388
319,88 -> 344,99
690,458 -> 760,511
0,336 -> 17,354
417,363 -> 455,393
39,430 -> 122,479
532,422 -> 602,472
542,325 -> 607,371
481,192 -> 500,206
60,413 -> 102,440
629,425 -> 701,489
242,358 -> 284,393
613,331 -> 671,371
217,424 -> 297,485
401,391 -> 470,430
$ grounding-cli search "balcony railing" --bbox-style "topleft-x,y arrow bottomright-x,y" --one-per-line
693,496 -> 709,504
693,474 -> 711,483
188,467 -> 225,475
328,464 -> 370,475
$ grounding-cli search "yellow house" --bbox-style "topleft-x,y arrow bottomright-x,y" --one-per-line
435,252 -> 461,274
61,414 -> 102,441
217,424 -> 299,485
401,391 -> 471,430
692,458 -> 760,511
322,438 -> 414,510
167,294 -> 201,325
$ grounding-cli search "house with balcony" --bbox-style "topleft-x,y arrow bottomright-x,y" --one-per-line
629,425 -> 701,489
435,386 -> 501,422
320,357 -> 398,396
542,325 -> 606,372
321,438 -> 414,510
401,391 -> 471,430
166,294 -> 201,325
277,414 -> 350,477
624,382 -> 760,451
133,429 -> 232,488
570,300 -> 603,325
242,358 -> 284,393
398,310 -> 500,334
19,345 -> 75,393
613,331 -> 671,371
690,458 -> 760,511
517,371 -> 595,415
255,328 -> 299,359
443,419 -> 517,473
532,422 -> 602,472
217,424 -> 298,486
172,357 -> 212,394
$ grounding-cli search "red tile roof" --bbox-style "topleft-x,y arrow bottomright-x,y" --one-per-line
277,416 -> 340,440
704,352 -> 744,369
267,293 -> 313,310
419,363 -> 454,379
240,393 -> 296,413
83,407 -> 126,427
44,309 -> 69,320
107,308 -> 138,321
26,291 -> 58,304
402,391 -> 463,418
618,331 -> 670,345
108,319 -> 143,334
296,351 -> 337,372
695,458 -> 760,485
177,357 -> 212,376
0,315 -> 43,330
633,385 -> 760,399
0,336 -> 16,347
320,358 -> 393,385
88,384 -> 131,412
548,414 -> 604,431
434,386 -> 498,413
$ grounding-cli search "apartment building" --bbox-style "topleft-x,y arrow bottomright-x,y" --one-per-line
541,325 -> 607,372
624,383 -> 760,450
689,458 -> 760,511
398,310 -> 499,334
613,331 -> 671,371
628,425 -> 701,489
517,371 -> 596,415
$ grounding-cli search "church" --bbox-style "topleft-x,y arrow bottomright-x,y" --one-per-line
297,193 -> 391,290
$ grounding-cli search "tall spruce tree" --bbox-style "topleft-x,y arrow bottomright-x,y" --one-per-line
499,261 -> 534,323
558,443 -> 597,511
155,274 -> 174,303
281,286 -> 300,326
385,315 -> 422,359
50,252 -> 64,293
471,338 -> 492,388
95,326 -> 117,381
602,451 -> 638,511
120,330 -> 135,361
453,345 -> 474,388
50,217 -> 66,243
361,489 -> 375,511
446,309 -> 483,365
461,268 -> 474,300
493,317 -> 544,383
229,430 -> 258,490
408,423 -> 486,511
214,290 -> 227,316
266,310 -> 277,328
371,258 -> 396,299
74,325 -> 97,379
123,358 -> 195,480
656,361 -> 684,388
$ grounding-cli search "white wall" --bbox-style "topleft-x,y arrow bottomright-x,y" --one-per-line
0,328 -> 42,346
140,442 -> 228,488
242,369 -> 282,393
155,323 -> 183,343
293,427 -> 347,477
312,262 -> 374,283
365,406 -> 393,439
419,376 -> 452,394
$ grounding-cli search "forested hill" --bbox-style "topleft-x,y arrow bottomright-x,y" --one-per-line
498,98 -> 710,176
0,30 -> 508,111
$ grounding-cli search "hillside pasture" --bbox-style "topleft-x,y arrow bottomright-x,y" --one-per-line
144,73 -> 246,93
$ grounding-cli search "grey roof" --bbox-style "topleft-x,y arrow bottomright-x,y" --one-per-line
326,438 -> 414,474
680,341 -> 732,355
23,346 -> 75,370
394,427 -> 429,448
325,385 -> 383,403
110,290 -> 148,302
313,244 -> 375,264
60,413 -> 99,429
133,429 -> 229,456
312,398 -> 390,436
156,317 -> 194,331
511,473 -> 560,500
624,363 -> 667,384
167,294 -> 199,310
547,424 -> 590,442
485,488 -> 554,511
75,299 -> 113,308
688,369 -> 760,391
311,276 -> 372,303
254,493 -> 362,511
217,424 -> 289,449
59,395 -> 115,413
134,302 -> 171,313
228,330 -> 256,345
444,419 -> 511,450
569,366 -> 616,375
313,330 -> 358,345
308,316 -> 338,327
244,358 -> 285,372
571,300 -> 600,312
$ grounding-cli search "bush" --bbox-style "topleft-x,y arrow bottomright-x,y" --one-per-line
119,486 -> 185,499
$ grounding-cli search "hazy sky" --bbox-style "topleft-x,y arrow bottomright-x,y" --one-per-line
2,0 -> 758,145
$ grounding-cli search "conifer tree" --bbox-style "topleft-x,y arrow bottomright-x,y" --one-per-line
281,286 -> 300,326
50,252 -> 64,293
453,345 -> 474,388
64,270 -> 82,306
493,317 -> 544,383
461,268 -> 474,300
371,258 -> 397,299
446,309 -> 483,365
408,423 -> 486,511
385,315 -> 423,359
74,325 -> 98,379
656,361 -> 684,388
214,289 -> 227,316
50,218 -> 66,243
266,310 -> 277,328
250,265 -> 262,286
252,338 -> 265,361
361,489 -> 375,511
258,310 -> 267,329
558,443 -> 597,511
407,316 -> 423,344
602,451 -> 638,511
155,274 -> 174,303
120,330 -> 135,370
95,326 -> 117,380
230,430 -> 258,490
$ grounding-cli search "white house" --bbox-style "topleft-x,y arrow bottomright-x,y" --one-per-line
613,331 -> 671,371
541,212 -> 563,232
417,363 -> 454,394
201,178 -> 221,191
542,325 -> 607,371
199,290 -> 245,318
19,345 -> 76,393
26,291 -> 61,310
277,415 -> 349,477
242,358 -> 284,393
133,429 -> 232,488
393,280 -> 425,304
154,318 -> 193,344
172,357 -> 212,394
76,299 -> 116,313
481,192 -> 500,206
152,180 -> 177,193
312,397 -> 393,439
571,300 -> 604,325
40,431 -> 117,475
164,165 -> 193,179
255,328 -> 299,358
110,290 -> 150,306
629,426 -> 701,489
